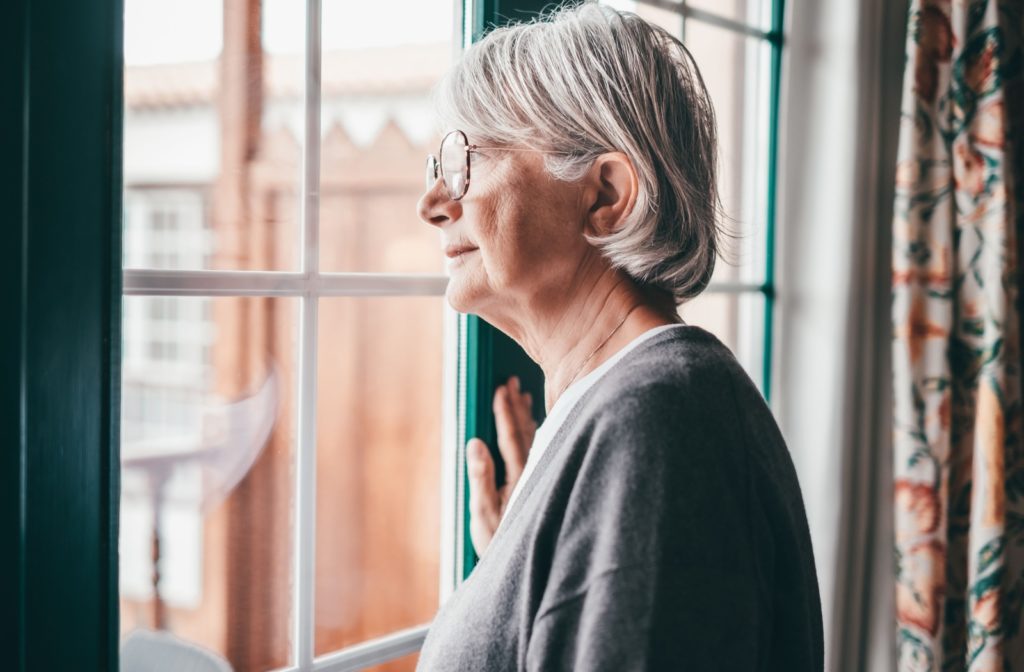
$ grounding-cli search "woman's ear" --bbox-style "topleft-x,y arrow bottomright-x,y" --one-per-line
582,152 -> 639,237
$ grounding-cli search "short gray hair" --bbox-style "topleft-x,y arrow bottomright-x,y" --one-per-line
434,2 -> 723,304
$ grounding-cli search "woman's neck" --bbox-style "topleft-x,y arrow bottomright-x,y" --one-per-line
487,267 -> 681,413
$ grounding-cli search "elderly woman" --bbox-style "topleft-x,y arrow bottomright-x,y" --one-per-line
415,4 -> 822,670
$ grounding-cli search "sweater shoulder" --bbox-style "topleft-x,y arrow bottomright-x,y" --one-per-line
580,325 -> 758,422
560,324 -> 785,478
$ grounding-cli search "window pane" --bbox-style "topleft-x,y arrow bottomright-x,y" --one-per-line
120,296 -> 298,670
361,650 -> 422,672
315,297 -> 445,658
317,0 -> 454,273
684,21 -> 772,286
602,0 -> 684,34
679,291 -> 765,389
597,4 -> 772,286
636,1 -> 685,35
684,0 -> 772,31
123,0 -> 304,271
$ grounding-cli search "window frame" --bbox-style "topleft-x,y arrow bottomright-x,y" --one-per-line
667,0 -> 785,402
458,0 -> 787,580
4,0 -> 124,669
120,0 -> 459,667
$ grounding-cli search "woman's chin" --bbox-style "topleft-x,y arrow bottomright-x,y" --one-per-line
445,279 -> 482,315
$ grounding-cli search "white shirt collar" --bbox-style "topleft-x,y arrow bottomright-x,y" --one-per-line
499,322 -> 687,520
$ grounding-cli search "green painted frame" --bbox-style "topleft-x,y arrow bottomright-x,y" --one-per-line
1,4 -> 28,663
457,0 -> 553,579
458,0 -> 785,580
2,0 -> 124,669
761,0 -> 785,402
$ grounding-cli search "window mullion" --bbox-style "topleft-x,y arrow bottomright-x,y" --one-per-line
642,0 -> 776,42
294,0 -> 322,668
705,281 -> 770,294
122,269 -> 448,297
123,269 -> 307,296
761,0 -> 785,402
309,624 -> 430,671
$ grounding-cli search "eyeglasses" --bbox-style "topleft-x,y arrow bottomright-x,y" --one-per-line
425,130 -> 558,201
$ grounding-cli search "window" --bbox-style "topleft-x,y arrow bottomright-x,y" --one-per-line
119,0 -> 784,669
124,189 -> 210,270
601,0 -> 783,399
453,0 -> 784,585
440,1 -> 784,589
120,0 -> 458,670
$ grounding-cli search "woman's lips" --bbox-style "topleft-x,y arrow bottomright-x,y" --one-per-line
445,246 -> 478,259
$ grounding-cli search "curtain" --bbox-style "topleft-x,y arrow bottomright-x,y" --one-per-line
892,1 -> 1024,670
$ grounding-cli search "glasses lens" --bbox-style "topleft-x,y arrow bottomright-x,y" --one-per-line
440,131 -> 468,199
425,154 -> 439,192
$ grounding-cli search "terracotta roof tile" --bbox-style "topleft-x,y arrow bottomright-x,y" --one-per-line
126,43 -> 451,110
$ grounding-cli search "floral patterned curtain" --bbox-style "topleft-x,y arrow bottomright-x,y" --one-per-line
893,0 -> 1024,669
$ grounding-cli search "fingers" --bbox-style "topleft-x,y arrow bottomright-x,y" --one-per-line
509,378 -> 536,444
467,377 -> 536,558
493,378 -> 529,486
503,376 -> 537,456
466,438 -> 501,556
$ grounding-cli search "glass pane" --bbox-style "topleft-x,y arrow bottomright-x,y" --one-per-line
601,0 -> 683,36
119,296 -> 297,670
317,0 -> 454,273
594,3 -> 772,286
635,1 -> 685,38
679,290 -> 765,390
685,0 -> 772,32
362,650 -> 421,672
684,21 -> 771,285
123,0 -> 304,271
315,297 -> 445,658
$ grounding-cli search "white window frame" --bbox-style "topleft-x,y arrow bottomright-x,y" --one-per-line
122,0 -> 465,668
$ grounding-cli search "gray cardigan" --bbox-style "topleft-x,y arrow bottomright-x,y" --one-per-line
416,326 -> 824,671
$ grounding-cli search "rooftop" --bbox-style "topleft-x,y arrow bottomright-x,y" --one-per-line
126,43 -> 452,110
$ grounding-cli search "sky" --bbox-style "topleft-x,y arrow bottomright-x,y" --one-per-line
124,0 -> 455,65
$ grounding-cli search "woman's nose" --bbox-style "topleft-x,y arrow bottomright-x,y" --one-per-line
417,178 -> 461,228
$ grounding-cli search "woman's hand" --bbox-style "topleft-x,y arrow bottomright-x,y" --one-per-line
467,376 -> 537,558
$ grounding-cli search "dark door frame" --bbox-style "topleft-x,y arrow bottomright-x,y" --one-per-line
2,0 -> 123,670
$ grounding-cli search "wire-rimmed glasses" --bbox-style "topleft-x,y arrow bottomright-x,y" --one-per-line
425,130 -> 470,200
425,130 -> 559,201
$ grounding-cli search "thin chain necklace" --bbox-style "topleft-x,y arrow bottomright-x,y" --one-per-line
554,305 -> 639,402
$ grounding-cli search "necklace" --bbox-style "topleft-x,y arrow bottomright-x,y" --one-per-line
554,306 -> 638,402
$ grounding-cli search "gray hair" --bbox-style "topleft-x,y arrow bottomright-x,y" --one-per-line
434,1 -> 724,304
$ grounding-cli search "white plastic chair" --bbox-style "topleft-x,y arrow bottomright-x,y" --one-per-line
120,629 -> 233,672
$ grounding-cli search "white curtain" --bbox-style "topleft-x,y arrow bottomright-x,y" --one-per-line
773,0 -> 908,669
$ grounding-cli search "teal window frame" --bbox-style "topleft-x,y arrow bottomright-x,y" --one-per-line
4,0 -> 124,669
457,0 -> 786,579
